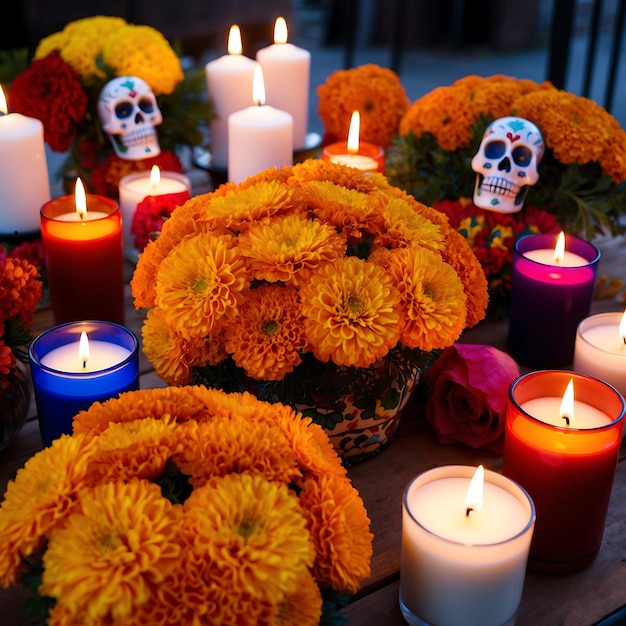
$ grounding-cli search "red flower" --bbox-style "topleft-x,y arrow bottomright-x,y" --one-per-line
8,51 -> 88,152
131,190 -> 190,251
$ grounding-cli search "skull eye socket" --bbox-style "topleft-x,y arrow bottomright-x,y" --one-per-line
138,97 -> 155,114
512,146 -> 532,167
115,101 -> 134,120
484,140 -> 505,160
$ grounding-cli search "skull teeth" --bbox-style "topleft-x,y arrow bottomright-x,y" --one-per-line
121,127 -> 157,147
481,176 -> 520,197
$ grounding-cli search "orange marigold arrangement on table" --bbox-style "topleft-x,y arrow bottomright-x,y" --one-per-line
0,386 -> 373,625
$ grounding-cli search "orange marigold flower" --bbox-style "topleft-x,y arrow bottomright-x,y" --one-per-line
600,128 -> 626,182
300,256 -> 402,367
237,213 -> 347,287
40,480 -> 183,622
0,256 -> 42,324
266,569 -> 322,626
223,284 -> 309,380
317,64 -> 410,146
155,233 -> 249,339
289,158 -> 381,194
299,472 -> 373,593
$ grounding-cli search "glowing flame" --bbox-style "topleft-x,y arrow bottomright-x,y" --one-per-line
252,66 -> 265,106
465,465 -> 484,516
560,378 -> 575,426
75,178 -> 87,220
150,165 -> 160,193
274,16 -> 288,44
347,111 -> 360,153
553,231 -> 565,264
79,332 -> 90,368
0,85 -> 7,115
228,25 -> 242,55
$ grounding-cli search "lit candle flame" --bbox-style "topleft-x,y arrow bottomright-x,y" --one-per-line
252,66 -> 265,106
150,165 -> 160,194
75,178 -> 87,220
465,465 -> 484,517
347,111 -> 360,154
553,231 -> 565,264
228,25 -> 243,55
560,378 -> 575,426
620,309 -> 626,346
0,85 -> 7,115
274,16 -> 288,44
79,332 -> 90,369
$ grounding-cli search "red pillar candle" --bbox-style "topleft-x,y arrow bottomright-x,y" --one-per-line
41,182 -> 124,325
502,370 -> 625,574
321,110 -> 384,173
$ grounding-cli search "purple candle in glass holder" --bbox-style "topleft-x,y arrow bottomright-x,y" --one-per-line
508,233 -> 600,368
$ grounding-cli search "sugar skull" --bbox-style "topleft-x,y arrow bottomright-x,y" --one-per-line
471,116 -> 545,213
97,76 -> 162,160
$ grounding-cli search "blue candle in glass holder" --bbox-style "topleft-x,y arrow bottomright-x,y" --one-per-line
29,320 -> 140,446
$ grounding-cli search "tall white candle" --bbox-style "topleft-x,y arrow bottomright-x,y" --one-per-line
256,16 -> 310,150
574,311 -> 626,396
228,66 -> 292,184
400,465 -> 535,626
205,25 -> 258,169
0,86 -> 50,235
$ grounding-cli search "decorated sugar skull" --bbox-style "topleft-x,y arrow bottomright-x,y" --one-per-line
97,76 -> 162,160
471,116 -> 545,213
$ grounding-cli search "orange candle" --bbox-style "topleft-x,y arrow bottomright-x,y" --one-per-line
321,111 -> 384,173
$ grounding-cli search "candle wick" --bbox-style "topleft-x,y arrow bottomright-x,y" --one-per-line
465,507 -> 473,517
562,415 -> 571,426
82,360 -> 87,369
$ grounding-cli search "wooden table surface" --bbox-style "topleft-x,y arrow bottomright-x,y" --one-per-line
1,232 -> 625,626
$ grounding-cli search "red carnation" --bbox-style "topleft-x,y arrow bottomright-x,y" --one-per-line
9,51 -> 88,152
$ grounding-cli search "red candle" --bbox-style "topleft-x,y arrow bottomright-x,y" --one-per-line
502,370 -> 624,574
41,180 -> 124,325
321,110 -> 384,173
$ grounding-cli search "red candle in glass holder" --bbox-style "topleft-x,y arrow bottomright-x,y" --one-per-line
502,370 -> 625,574
41,178 -> 124,325
321,110 -> 384,173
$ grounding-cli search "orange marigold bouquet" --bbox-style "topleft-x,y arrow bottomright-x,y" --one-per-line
0,386 -> 373,624
131,160 -> 488,442
385,74 -> 626,240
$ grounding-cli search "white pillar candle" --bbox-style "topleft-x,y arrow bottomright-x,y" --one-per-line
400,465 -> 535,626
205,25 -> 258,170
228,66 -> 293,184
256,16 -> 310,150
574,311 -> 626,396
118,168 -> 191,262
0,86 -> 50,235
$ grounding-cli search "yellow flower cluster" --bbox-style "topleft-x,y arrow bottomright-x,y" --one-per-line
317,64 -> 410,146
34,15 -> 183,94
0,386 -> 373,625
131,160 -> 488,386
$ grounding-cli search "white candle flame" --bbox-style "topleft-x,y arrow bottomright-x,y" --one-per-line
252,66 -> 265,106
0,85 -> 7,115
553,231 -> 565,264
150,165 -> 160,194
274,16 -> 288,44
79,332 -> 90,368
347,110 -> 360,154
75,177 -> 87,220
560,378 -> 575,426
620,309 -> 626,345
228,25 -> 243,55
465,465 -> 484,516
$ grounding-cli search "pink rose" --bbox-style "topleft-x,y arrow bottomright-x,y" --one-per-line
424,343 -> 520,452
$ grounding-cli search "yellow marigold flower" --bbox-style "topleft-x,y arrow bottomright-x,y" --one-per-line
268,569 -> 322,626
299,472 -> 373,594
300,256 -> 402,367
388,247 -> 467,351
102,25 -> 183,95
172,416 -> 301,488
289,158 -> 380,194
237,213 -> 347,287
600,128 -> 626,182
223,284 -> 309,380
155,233 -> 249,339
34,31 -> 68,60
317,64 -> 410,146
41,480 -> 183,622
0,434 -> 97,586
184,473 -> 315,603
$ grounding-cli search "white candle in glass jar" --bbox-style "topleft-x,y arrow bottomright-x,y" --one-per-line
256,17 -> 310,150
40,338 -> 131,373
400,465 -> 535,626
574,311 -> 626,396
520,397 -> 612,428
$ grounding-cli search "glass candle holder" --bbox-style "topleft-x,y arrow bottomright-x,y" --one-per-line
29,320 -> 140,446
502,370 -> 625,573
400,465 -> 535,626
321,141 -> 385,173
507,233 -> 600,368
41,194 -> 124,325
